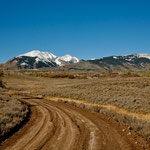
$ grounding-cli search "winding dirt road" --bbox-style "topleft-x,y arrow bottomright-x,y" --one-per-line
0,98 -> 147,150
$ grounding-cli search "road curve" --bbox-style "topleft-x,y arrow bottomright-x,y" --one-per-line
0,98 -> 142,150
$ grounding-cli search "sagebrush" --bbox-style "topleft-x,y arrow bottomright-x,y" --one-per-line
0,94 -> 29,140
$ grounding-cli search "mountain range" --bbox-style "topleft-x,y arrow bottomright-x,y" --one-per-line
3,50 -> 150,72
62,54 -> 150,72
3,50 -> 79,70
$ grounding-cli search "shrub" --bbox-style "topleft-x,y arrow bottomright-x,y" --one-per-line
0,70 -> 4,77
0,79 -> 5,88
0,70 -> 5,88
0,94 -> 29,140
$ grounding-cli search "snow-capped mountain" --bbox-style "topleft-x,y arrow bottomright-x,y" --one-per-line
135,54 -> 150,59
59,53 -> 150,72
19,50 -> 57,62
4,50 -> 79,70
86,53 -> 150,71
55,55 -> 79,66
3,52 -> 150,71
111,54 -> 150,63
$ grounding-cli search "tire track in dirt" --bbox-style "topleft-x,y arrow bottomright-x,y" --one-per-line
0,98 -> 145,150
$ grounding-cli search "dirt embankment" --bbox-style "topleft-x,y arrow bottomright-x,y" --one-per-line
0,97 -> 149,150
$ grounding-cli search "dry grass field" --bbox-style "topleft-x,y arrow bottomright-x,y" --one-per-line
3,72 -> 150,142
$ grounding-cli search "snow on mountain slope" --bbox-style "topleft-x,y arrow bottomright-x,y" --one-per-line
17,50 -> 79,67
19,50 -> 57,62
111,54 -> 150,62
55,55 -> 79,66
136,54 -> 150,59
122,54 -> 150,59
4,51 -> 150,71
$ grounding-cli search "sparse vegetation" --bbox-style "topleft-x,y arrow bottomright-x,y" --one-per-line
3,72 -> 150,142
28,72 -> 88,79
0,69 -> 29,142
0,93 -> 29,141
17,70 -> 148,79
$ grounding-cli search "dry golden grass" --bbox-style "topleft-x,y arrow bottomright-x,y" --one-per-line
22,70 -> 146,78
28,72 -> 88,79
3,73 -> 150,141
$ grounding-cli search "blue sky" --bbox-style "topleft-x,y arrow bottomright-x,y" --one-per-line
0,0 -> 150,63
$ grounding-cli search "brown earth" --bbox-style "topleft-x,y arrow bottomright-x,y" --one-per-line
0,96 -> 149,150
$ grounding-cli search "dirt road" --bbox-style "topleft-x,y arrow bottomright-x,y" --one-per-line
0,98 -> 147,150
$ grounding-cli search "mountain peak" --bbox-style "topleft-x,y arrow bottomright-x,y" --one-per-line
19,50 -> 40,56
19,50 -> 56,59
4,50 -> 79,69
54,54 -> 79,66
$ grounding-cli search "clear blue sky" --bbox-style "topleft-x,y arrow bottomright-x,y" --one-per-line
1,0 -> 150,63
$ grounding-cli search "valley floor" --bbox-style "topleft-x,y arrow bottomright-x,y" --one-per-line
1,74 -> 150,149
